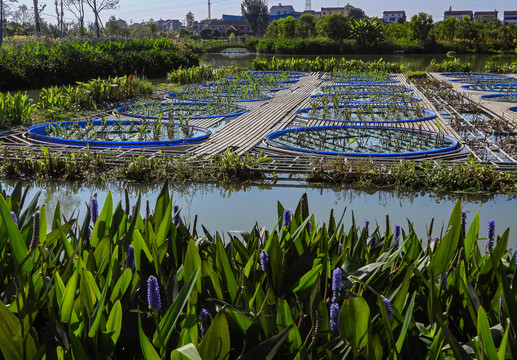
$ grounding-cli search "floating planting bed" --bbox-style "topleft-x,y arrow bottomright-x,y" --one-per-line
203,80 -> 292,92
28,120 -> 210,147
319,84 -> 412,94
117,101 -> 248,119
323,71 -> 398,83
310,91 -> 421,105
481,93 -> 517,103
247,70 -> 308,78
462,83 -> 517,92
296,104 -> 435,124
449,77 -> 516,84
266,125 -> 458,157
441,72 -> 513,79
168,88 -> 273,103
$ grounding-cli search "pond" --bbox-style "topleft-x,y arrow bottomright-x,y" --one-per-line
3,179 -> 516,248
200,53 -> 517,72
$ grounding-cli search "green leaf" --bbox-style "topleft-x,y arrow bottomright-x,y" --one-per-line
61,265 -> 79,323
0,194 -> 32,273
464,211 -> 479,263
198,312 -> 230,360
240,326 -> 292,360
104,300 -> 123,345
90,193 -> 113,247
396,292 -> 416,353
291,264 -> 322,293
139,312 -> 160,360
153,268 -> 200,349
339,296 -> 370,352
276,299 -> 302,350
184,239 -> 202,293
109,268 -> 133,303
216,239 -> 238,303
497,325 -> 509,360
170,343 -> 202,360
155,199 -> 172,249
477,306 -> 498,360
0,301 -> 37,360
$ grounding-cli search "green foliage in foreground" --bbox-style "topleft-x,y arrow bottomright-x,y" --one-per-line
426,58 -> 472,73
252,56 -> 404,73
0,185 -> 517,359
0,38 -> 199,90
0,91 -> 34,128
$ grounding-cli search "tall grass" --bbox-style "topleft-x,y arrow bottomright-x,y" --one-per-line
0,185 -> 516,358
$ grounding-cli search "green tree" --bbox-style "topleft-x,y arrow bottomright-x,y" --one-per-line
345,5 -> 366,20
316,13 -> 350,41
241,0 -> 269,36
433,17 -> 458,40
85,0 -> 119,38
350,17 -> 384,49
276,16 -> 297,38
409,12 -> 434,43
105,15 -> 129,36
297,13 -> 316,38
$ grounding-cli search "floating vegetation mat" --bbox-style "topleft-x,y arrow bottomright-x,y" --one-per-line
169,84 -> 273,103
441,72 -> 513,79
311,91 -> 421,105
462,83 -> 517,92
203,80 -> 292,92
28,120 -> 210,147
266,125 -> 458,156
296,104 -> 435,124
449,77 -> 516,84
246,70 -> 308,79
319,84 -> 411,95
323,71 -> 397,83
117,101 -> 248,119
481,93 -> 517,103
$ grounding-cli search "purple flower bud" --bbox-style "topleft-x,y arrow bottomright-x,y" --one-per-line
30,211 -> 40,249
199,308 -> 211,336
461,211 -> 467,225
282,209 -> 292,227
11,211 -> 18,228
260,250 -> 269,272
368,236 -> 377,248
337,242 -> 342,255
125,244 -> 135,272
438,272 -> 448,289
147,276 -> 161,310
173,205 -> 180,226
382,296 -> 393,319
394,224 -> 401,248
90,197 -> 98,224
364,219 -> 370,236
486,219 -> 495,253
329,303 -> 340,334
332,268 -> 342,299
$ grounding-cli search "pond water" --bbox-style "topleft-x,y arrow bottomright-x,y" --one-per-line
3,180 -> 516,248
200,53 -> 517,72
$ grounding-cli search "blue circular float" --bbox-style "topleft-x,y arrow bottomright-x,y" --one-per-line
28,120 -> 211,148
481,93 -> 517,103
319,84 -> 411,94
117,101 -> 248,119
461,83 -> 517,92
265,125 -> 459,157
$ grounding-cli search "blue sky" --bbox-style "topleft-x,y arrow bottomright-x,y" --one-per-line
19,0 -> 517,26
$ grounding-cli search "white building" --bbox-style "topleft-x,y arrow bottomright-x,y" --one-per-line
503,11 -> 517,23
444,9 -> 473,20
270,4 -> 296,16
474,11 -> 498,21
382,11 -> 406,23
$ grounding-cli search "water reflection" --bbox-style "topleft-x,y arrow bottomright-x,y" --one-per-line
2,179 -> 516,247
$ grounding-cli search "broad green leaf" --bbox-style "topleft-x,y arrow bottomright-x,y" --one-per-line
104,300 -> 123,345
171,343 -> 202,360
0,301 -> 37,360
61,265 -> 79,323
498,325 -> 509,360
153,269 -> 200,349
88,265 -> 112,337
184,239 -> 202,293
90,193 -> 113,247
276,299 -> 302,350
396,292 -> 416,353
198,312 -> 230,360
477,306 -> 498,360
340,296 -> 370,352
0,195 -> 32,273
109,268 -> 133,303
155,199 -> 172,248
240,326 -> 292,360
133,229 -> 153,271
139,313 -> 160,360
216,239 -> 238,303
464,211 -> 479,263
291,264 -> 322,293
225,309 -> 254,334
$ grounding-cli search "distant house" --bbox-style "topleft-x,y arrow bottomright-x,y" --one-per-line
503,11 -> 517,23
382,10 -> 406,23
207,20 -> 252,35
321,7 -> 347,17
474,11 -> 498,21
222,14 -> 246,22
444,9 -> 473,20
270,4 -> 295,16
155,19 -> 182,31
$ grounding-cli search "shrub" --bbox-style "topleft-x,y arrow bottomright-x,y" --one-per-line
0,91 -> 34,127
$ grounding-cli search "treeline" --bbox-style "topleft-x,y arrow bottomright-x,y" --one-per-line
0,38 -> 199,90
251,13 -> 517,54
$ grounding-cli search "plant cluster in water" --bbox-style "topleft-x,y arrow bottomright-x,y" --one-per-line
298,103 -> 432,124
320,84 -> 411,95
44,119 -> 201,142
1,184 -> 517,359
312,87 -> 419,106
269,125 -> 454,155
463,83 -> 517,92
324,70 -> 395,83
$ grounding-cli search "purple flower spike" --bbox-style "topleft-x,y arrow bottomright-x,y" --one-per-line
486,219 -> 495,253
199,308 -> 211,336
332,268 -> 342,302
147,276 -> 161,310
337,242 -> 342,255
461,211 -> 467,225
125,244 -> 135,272
329,303 -> 340,334
364,219 -> 370,236
394,224 -> 401,248
173,205 -> 180,226
260,250 -> 269,272
369,236 -> 377,248
282,209 -> 292,227
11,211 -> 18,228
90,197 -> 98,224
438,272 -> 448,290
382,296 -> 393,319
30,211 -> 40,249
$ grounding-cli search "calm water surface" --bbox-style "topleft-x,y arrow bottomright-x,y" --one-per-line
3,180 -> 517,248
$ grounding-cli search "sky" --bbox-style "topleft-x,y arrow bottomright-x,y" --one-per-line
13,0 -> 517,27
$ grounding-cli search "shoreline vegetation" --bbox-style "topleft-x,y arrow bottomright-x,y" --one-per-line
0,185 -> 516,358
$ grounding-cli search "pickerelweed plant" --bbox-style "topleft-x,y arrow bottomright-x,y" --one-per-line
0,185 -> 516,359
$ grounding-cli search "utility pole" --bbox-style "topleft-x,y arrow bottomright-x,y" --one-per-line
208,0 -> 211,20
305,0 -> 311,11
